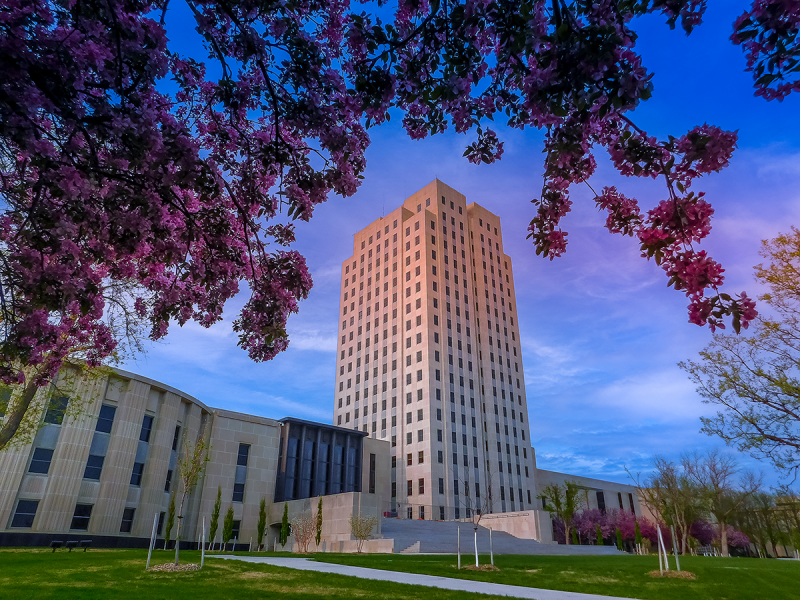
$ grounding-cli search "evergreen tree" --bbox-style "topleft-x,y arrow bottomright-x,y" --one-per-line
616,527 -> 624,551
257,497 -> 267,551
209,486 -> 221,547
571,528 -> 579,545
596,524 -> 604,546
315,497 -> 323,548
635,520 -> 643,546
280,502 -> 290,547
164,492 -> 176,549
222,505 -> 234,550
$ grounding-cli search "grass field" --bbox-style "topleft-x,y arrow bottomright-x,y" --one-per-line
1,548 -> 799,600
315,552 -> 800,600
0,549 -> 499,600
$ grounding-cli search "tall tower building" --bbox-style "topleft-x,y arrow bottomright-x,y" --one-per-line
333,180 -> 536,519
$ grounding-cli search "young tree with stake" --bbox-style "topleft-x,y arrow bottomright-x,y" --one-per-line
173,438 -> 209,564
453,462 -> 497,565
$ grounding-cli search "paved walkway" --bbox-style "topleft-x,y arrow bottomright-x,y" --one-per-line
208,555 -> 637,600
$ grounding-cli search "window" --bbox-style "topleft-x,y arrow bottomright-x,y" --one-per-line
96,404 -> 116,433
130,462 -> 144,486
120,507 -> 135,533
28,448 -> 54,474
172,426 -> 181,451
11,500 -> 38,528
418,478 -> 425,494
139,415 -> 154,443
232,483 -> 245,502
596,491 -> 606,513
407,480 -> 413,496
70,503 -> 93,530
407,453 -> 412,466
84,454 -> 105,480
232,520 -> 241,540
43,396 -> 68,425
164,469 -> 173,492
237,444 -> 250,466
369,453 -> 376,494
418,451 -> 424,464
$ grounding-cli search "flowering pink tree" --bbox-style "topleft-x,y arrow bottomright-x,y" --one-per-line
724,526 -> 751,549
573,508 -> 606,544
690,519 -> 716,546
0,0 -> 795,447
614,510 -> 640,542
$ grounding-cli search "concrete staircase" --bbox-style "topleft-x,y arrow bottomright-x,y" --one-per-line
380,518 -> 622,555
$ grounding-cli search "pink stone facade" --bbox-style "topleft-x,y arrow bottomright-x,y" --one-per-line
332,180 -> 537,520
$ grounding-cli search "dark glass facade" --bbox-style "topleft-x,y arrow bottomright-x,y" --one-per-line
274,418 -> 366,502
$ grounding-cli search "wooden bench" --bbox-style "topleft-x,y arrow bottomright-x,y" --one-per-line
49,541 -> 63,552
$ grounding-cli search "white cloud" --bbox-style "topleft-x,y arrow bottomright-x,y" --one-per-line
288,330 -> 337,352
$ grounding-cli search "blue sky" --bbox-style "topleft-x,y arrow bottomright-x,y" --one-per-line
123,3 -> 800,487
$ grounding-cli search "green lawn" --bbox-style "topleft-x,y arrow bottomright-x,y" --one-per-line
2,548 -> 799,600
315,552 -> 800,600
0,549 -> 500,600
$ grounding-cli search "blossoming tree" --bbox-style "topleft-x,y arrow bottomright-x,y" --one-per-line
1,0 -> 795,447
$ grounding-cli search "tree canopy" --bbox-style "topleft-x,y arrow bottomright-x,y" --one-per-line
1,0 -> 796,446
681,227 -> 800,479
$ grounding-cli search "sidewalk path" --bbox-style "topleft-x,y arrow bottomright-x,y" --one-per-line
208,555 -> 638,600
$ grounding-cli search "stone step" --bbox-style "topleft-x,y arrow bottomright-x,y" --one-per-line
380,518 -> 623,556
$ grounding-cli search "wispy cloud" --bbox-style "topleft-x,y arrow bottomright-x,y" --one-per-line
118,31 -> 799,489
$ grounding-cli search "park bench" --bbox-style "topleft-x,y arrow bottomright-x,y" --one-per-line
79,540 -> 91,552
65,541 -> 79,552
49,541 -> 63,552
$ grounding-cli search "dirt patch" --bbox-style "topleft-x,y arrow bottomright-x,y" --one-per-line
575,576 -> 620,584
524,569 -> 541,574
463,564 -> 500,572
238,571 -> 293,581
647,570 -> 696,579
558,571 -> 619,584
148,563 -> 200,573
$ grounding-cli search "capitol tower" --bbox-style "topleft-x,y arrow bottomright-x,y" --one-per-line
333,180 -> 537,520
